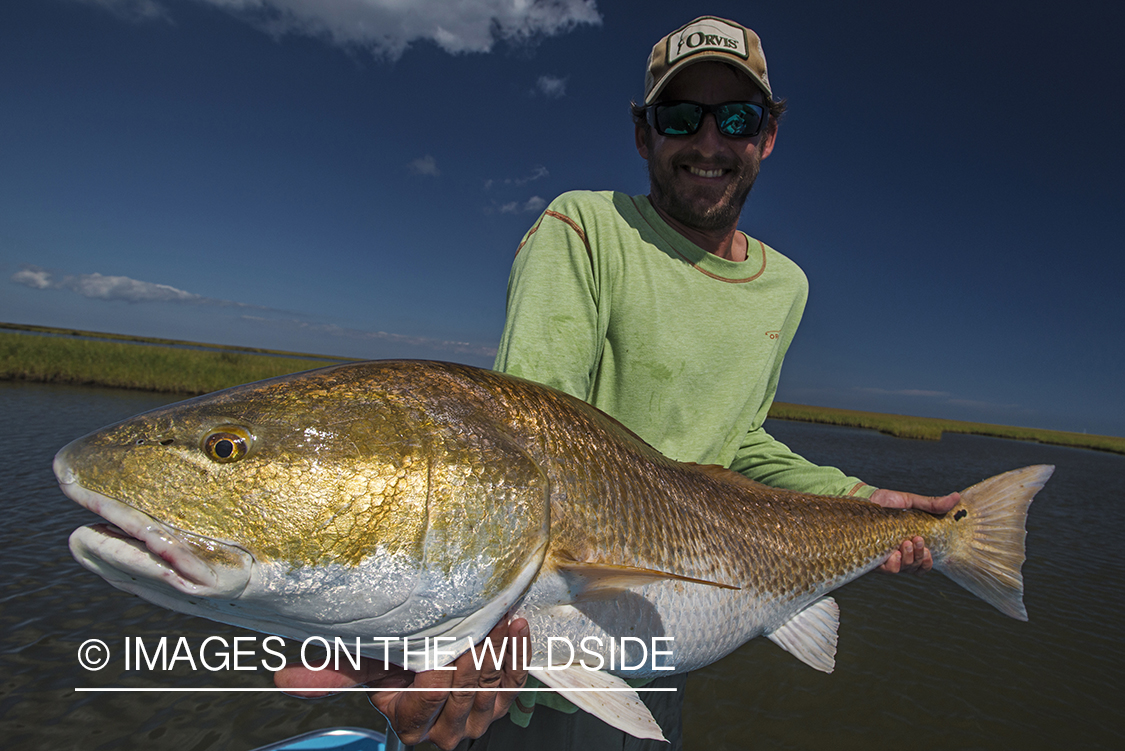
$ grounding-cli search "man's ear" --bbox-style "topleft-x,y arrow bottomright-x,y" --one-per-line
635,122 -> 651,160
759,119 -> 778,160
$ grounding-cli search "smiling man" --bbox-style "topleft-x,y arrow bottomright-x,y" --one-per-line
487,15 -> 959,748
277,16 -> 957,751
494,15 -> 931,508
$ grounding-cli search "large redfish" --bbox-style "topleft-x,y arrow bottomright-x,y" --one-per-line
55,361 -> 1051,740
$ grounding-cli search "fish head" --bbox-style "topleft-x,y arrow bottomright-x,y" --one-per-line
56,362 -> 551,658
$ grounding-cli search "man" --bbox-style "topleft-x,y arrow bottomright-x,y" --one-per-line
276,16 -> 957,750
496,14 -> 956,574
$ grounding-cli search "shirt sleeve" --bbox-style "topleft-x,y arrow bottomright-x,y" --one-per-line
728,425 -> 876,498
493,207 -> 604,401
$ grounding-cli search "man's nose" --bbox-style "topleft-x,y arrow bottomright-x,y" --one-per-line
689,113 -> 727,152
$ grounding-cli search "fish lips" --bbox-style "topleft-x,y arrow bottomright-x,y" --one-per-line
57,455 -> 252,600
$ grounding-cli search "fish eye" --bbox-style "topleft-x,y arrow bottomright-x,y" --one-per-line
202,426 -> 252,463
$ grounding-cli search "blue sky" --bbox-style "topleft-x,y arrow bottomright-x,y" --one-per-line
2,0 -> 1123,437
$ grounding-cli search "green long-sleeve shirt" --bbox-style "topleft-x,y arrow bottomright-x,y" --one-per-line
494,190 -> 874,498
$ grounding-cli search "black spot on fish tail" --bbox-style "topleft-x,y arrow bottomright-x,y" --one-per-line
954,509 -> 968,521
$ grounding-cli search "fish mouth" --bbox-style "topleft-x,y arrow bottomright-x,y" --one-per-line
56,455 -> 252,599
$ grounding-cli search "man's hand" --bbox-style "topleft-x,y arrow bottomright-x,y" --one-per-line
868,489 -> 961,574
274,617 -> 530,750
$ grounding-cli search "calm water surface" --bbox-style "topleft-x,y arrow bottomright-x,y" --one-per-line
1,381 -> 1123,749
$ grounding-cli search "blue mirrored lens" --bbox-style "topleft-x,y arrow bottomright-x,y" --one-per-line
715,104 -> 763,136
654,103 -> 702,136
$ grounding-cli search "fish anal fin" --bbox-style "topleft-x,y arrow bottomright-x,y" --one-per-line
766,597 -> 839,673
535,665 -> 667,742
554,559 -> 740,603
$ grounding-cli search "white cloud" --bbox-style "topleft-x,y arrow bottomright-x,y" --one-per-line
486,166 -> 548,190
75,274 -> 203,303
408,154 -> 440,176
79,0 -> 601,59
497,196 -> 546,213
513,165 -> 549,185
535,74 -> 567,98
11,267 -> 53,290
10,265 -> 281,310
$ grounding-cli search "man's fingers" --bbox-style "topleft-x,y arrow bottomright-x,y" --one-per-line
918,547 -> 934,575
476,619 -> 508,688
458,619 -> 512,737
505,618 -> 530,689
421,631 -> 495,747
465,641 -> 505,733
900,537 -> 917,567
899,537 -> 935,574
868,489 -> 961,514
376,694 -> 447,746
359,618 -> 533,748
921,491 -> 960,514
371,669 -> 454,746
446,641 -> 488,705
274,664 -> 356,697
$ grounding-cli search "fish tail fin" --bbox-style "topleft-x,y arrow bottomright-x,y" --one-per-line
934,464 -> 1053,621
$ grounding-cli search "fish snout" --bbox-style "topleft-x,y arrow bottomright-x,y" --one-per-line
53,441 -> 79,487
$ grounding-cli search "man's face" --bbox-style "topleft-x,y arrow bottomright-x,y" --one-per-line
637,61 -> 775,233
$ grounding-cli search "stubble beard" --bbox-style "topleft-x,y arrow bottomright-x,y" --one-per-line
647,150 -> 761,232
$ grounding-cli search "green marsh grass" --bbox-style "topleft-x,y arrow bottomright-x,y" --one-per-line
0,330 -> 342,395
768,401 -> 1125,455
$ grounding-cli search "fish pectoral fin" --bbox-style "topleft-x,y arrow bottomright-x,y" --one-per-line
554,560 -> 740,602
535,665 -> 667,742
765,597 -> 839,673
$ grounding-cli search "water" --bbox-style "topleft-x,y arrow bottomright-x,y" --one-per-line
1,382 -> 1123,749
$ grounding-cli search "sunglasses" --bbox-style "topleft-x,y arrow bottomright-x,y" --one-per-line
645,100 -> 768,138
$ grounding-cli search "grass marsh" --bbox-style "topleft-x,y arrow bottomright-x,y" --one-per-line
0,326 -> 345,395
767,401 -> 1125,455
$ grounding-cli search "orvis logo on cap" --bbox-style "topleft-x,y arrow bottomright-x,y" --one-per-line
667,18 -> 748,64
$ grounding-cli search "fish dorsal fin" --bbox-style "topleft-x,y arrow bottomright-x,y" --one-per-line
765,597 -> 839,673
554,559 -> 740,602
534,664 -> 667,741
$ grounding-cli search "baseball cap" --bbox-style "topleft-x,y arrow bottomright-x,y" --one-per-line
644,16 -> 772,105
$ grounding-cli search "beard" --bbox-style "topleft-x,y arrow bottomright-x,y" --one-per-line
647,147 -> 761,232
